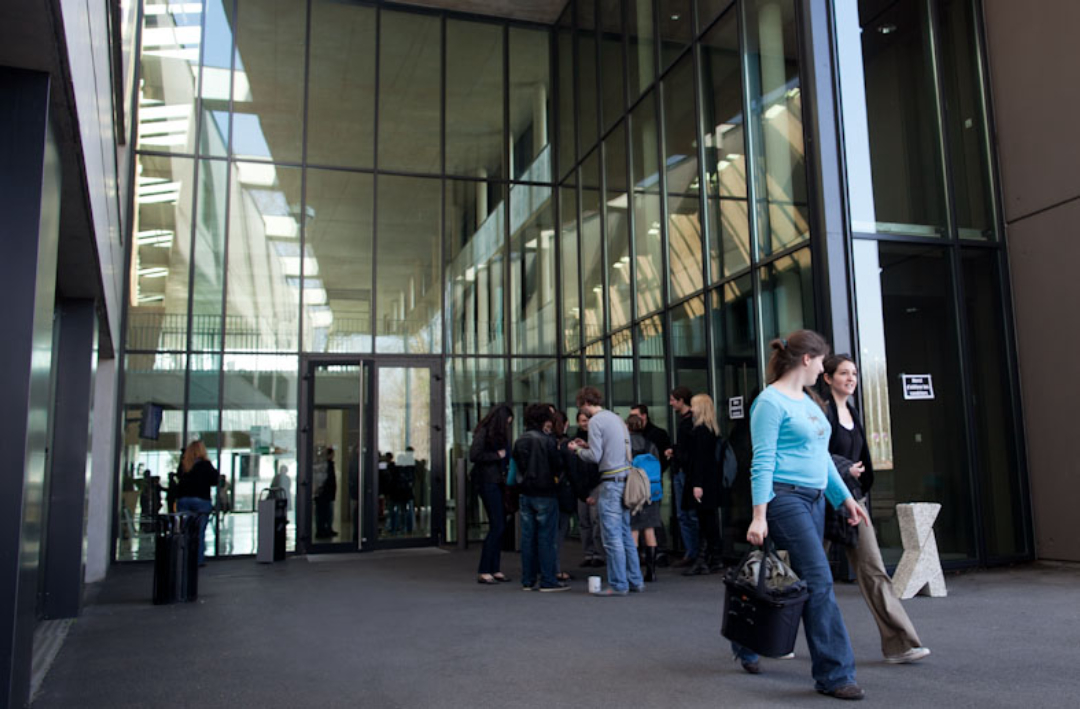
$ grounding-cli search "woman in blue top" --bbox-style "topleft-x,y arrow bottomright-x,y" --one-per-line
733,330 -> 870,702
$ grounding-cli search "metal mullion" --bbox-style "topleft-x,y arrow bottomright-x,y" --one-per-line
371,7 -> 382,348
623,2 -> 641,402
297,0 -> 313,356
503,22 -> 512,360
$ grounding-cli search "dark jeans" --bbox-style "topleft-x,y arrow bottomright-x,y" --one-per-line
177,496 -> 212,565
315,498 -> 334,535
520,495 -> 560,588
477,482 -> 504,575
697,506 -> 722,560
732,484 -> 857,692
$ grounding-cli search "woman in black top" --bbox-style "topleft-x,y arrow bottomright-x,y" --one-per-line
684,394 -> 724,576
176,440 -> 219,566
470,404 -> 513,584
823,354 -> 930,664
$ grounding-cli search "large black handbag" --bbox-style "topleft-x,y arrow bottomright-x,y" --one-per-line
721,539 -> 809,658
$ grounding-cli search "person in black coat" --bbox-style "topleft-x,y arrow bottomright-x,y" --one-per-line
175,440 -> 219,566
315,446 -> 338,538
666,387 -> 700,566
683,394 -> 724,576
470,404 -> 513,584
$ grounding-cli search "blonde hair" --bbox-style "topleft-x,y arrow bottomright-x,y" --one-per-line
181,440 -> 208,473
690,394 -> 720,436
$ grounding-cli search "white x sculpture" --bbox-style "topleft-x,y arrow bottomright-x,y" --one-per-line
891,502 -> 947,599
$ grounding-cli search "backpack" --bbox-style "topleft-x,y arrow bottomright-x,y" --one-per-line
715,436 -> 737,489
621,438 -> 650,515
633,453 -> 662,503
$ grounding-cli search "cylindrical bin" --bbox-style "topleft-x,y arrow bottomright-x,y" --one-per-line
257,487 -> 288,563
153,512 -> 199,604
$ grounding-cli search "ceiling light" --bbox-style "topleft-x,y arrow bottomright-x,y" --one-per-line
137,267 -> 169,279
877,23 -> 897,34
764,104 -> 786,120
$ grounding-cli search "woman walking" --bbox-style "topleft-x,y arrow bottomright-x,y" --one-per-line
471,404 -> 513,585
732,330 -> 869,701
683,394 -> 725,576
175,440 -> 219,566
822,354 -> 931,664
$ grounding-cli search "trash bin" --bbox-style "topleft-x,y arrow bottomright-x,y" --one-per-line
257,487 -> 288,563
153,512 -> 199,604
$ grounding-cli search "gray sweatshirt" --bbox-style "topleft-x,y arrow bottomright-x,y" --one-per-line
576,409 -> 631,474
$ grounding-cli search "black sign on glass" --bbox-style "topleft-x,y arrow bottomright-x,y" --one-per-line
901,374 -> 935,401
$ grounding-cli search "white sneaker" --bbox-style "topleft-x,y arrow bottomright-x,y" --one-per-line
885,647 -> 931,664
777,652 -> 796,660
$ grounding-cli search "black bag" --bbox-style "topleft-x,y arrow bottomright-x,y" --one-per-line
721,540 -> 809,658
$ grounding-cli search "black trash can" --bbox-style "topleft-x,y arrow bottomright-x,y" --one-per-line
153,512 -> 199,604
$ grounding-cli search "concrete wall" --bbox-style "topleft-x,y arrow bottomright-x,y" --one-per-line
983,0 -> 1080,561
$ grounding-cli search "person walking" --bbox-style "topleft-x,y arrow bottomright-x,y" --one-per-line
314,446 -> 338,538
822,354 -> 931,665
568,387 -> 644,596
627,414 -> 662,582
572,411 -> 604,568
683,394 -> 725,576
514,404 -> 570,592
175,440 -> 219,566
471,404 -> 513,585
666,387 -> 700,567
732,330 -> 869,701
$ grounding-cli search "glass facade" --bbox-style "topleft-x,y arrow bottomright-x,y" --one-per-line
121,0 -> 1028,565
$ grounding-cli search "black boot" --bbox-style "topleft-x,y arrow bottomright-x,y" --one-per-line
644,547 -> 657,582
682,553 -> 710,576
707,550 -> 724,574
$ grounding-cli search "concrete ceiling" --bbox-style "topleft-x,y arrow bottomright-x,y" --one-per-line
393,0 -> 567,24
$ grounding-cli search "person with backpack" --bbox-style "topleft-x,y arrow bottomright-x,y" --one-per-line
683,394 -> 725,576
514,403 -> 569,592
568,387 -> 644,596
627,414 -> 662,582
471,404 -> 513,585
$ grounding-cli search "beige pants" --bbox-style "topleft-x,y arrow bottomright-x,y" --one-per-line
830,498 -> 922,658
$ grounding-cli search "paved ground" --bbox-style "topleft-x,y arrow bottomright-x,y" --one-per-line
33,548 -> 1080,708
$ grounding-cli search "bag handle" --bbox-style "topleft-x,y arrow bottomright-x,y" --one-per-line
755,537 -> 779,596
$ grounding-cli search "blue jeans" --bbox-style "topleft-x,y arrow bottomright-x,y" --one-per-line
477,482 -> 504,575
177,497 -> 213,565
732,484 -> 857,692
598,479 -> 644,592
674,470 -> 700,559
520,495 -> 560,588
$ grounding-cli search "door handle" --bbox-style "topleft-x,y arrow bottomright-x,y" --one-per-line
433,425 -> 443,432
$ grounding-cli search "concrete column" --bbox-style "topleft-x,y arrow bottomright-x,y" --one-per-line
85,357 -> 118,584
0,67 -> 61,709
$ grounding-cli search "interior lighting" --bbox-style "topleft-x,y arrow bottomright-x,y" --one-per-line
262,215 -> 299,238
137,267 -> 170,278
136,229 -> 174,247
648,227 -> 660,236
764,104 -> 786,120
877,23 -> 897,34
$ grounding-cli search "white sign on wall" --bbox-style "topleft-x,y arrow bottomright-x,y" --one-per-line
901,374 -> 935,401
728,396 -> 745,420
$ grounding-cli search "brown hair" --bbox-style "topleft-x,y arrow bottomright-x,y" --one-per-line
575,386 -> 604,408
626,414 -> 646,433
823,353 -> 855,378
766,329 -> 831,384
670,386 -> 693,406
181,440 -> 208,474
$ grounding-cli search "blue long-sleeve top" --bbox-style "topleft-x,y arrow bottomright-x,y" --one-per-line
749,386 -> 852,509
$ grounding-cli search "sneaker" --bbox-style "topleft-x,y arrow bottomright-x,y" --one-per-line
539,583 -> 570,593
885,647 -> 931,664
819,685 -> 865,701
521,584 -> 536,592
590,587 -> 629,597
629,584 -> 646,593
671,557 -> 694,568
740,660 -> 761,675
777,652 -> 795,660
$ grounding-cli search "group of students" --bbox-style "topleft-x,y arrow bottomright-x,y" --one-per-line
470,329 -> 930,701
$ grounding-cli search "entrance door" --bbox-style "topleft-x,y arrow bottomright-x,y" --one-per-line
300,357 -> 444,552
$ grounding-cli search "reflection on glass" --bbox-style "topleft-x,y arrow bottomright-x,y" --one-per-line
310,364 -> 362,546
510,27 -> 553,181
225,162 -> 301,351
581,178 -> 605,342
628,0 -> 656,102
378,10 -> 441,173
192,160 -> 227,350
562,354 -> 585,413
577,0 -> 600,158
448,358 -> 506,542
557,7 -> 576,179
138,0 -> 203,153
232,0 -> 305,163
586,340 -> 607,392
600,0 -> 626,133
697,0 -> 736,32
636,316 -> 669,433
664,55 -> 704,298
303,169 -> 374,353
658,0 -> 693,70
606,123 -> 632,330
853,240 -> 975,562
611,328 -> 634,415
671,295 -> 707,393
377,176 -> 442,353
669,194 -> 705,300
759,247 -> 813,344
307,0 -> 375,168
744,0 -> 809,257
446,180 -> 506,356
187,352 -> 221,466
447,19 -> 504,178
377,367 -> 432,541
512,359 -> 559,434
631,94 -> 663,317
511,185 -> 558,355
199,0 -> 234,157
560,183 -> 581,352
128,155 -> 195,351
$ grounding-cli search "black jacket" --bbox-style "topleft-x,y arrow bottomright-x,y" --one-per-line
512,428 -> 563,497
641,422 -> 671,472
176,459 -> 218,500
673,412 -> 694,475
683,424 -> 721,510
825,398 -> 875,495
565,428 -> 600,500
469,426 -> 509,486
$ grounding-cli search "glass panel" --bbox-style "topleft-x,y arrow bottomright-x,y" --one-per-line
744,0 -> 810,257
636,315 -> 669,433
580,158 -> 605,342
307,0 -> 375,169
836,0 -> 946,236
671,295 -> 708,393
577,0 -> 600,159
225,162 -> 301,351
310,364 -> 361,544
378,10 -> 441,174
191,159 -> 227,350
599,0 -> 626,133
562,354 -> 585,413
446,179 -> 506,356
664,54 -> 704,298
759,246 -> 813,344
303,169 -> 374,353
701,9 -> 751,280
606,122 -> 632,330
557,7 -> 576,179
560,183 -> 581,352
377,175 -> 442,353
118,352 -> 187,561
853,240 -> 975,562
510,184 -> 557,355
447,19 -> 504,178
627,0 -> 656,103
512,359 -> 559,430
199,0 -> 235,157
232,0 -> 305,163
697,0 -> 736,32
128,154 -> 195,351
961,249 -> 1026,556
940,0 -> 994,239
585,340 -> 607,392
510,27 -> 553,182
658,0 -> 693,70
611,328 -> 634,417
631,93 -> 663,317
186,352 -> 221,466
137,0 -> 202,153
220,353 -> 299,552
377,366 -> 432,541
668,195 -> 704,301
